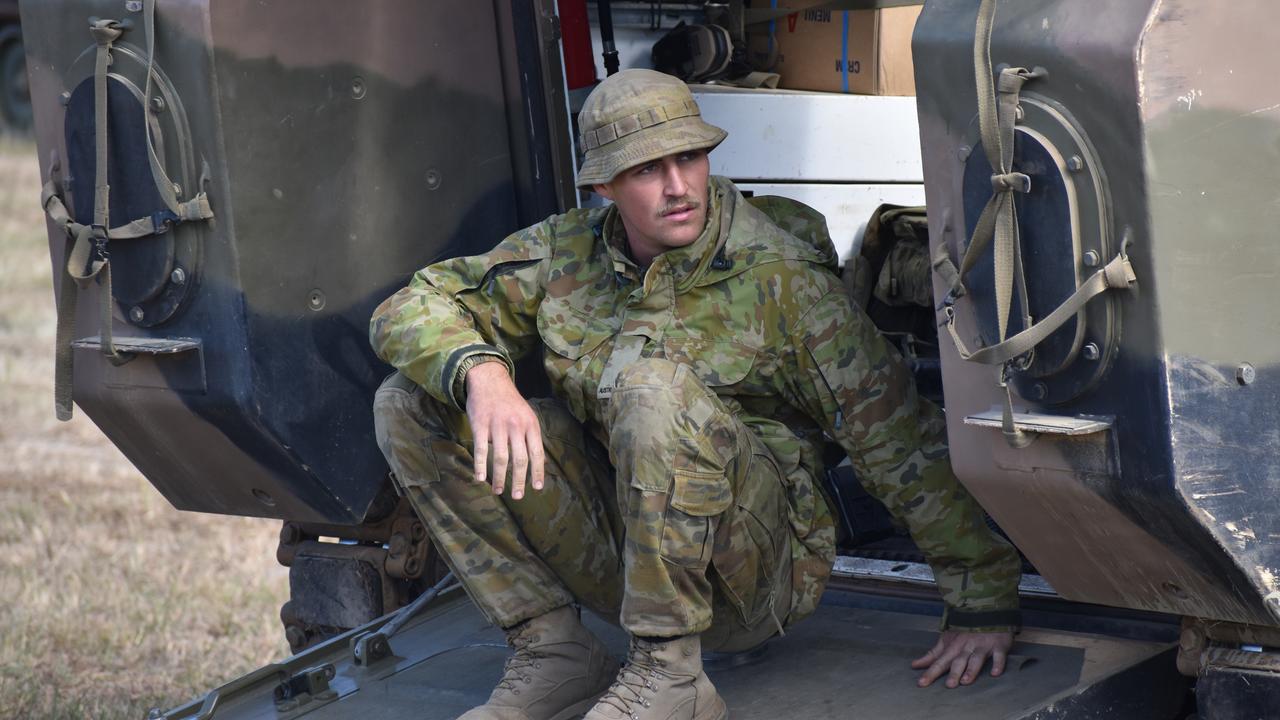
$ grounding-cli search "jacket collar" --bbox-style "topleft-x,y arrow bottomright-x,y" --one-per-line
602,175 -> 733,291
598,176 -> 837,295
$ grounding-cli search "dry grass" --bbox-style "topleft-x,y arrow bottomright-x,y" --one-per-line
0,135 -> 289,718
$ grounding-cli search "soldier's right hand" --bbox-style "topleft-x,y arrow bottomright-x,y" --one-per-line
465,361 -> 546,500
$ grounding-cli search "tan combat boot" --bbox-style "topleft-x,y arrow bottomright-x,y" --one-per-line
460,605 -> 619,720
583,635 -> 728,720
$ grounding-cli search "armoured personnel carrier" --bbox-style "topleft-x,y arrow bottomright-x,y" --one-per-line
17,0 -> 1280,717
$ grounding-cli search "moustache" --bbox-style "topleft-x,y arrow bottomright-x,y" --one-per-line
660,199 -> 701,217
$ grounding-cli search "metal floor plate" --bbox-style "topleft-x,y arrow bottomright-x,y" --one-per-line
168,587 -> 1180,720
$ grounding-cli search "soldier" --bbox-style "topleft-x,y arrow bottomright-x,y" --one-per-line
370,69 -> 1022,720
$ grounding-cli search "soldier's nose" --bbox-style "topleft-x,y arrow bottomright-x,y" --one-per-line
663,164 -> 687,197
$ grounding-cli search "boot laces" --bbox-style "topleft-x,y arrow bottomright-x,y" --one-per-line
494,626 -> 544,693
597,642 -> 662,715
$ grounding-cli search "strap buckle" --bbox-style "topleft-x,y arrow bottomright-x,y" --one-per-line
89,224 -> 110,260
938,303 -> 956,330
151,208 -> 179,234
1000,352 -> 1034,382
999,353 -> 1036,387
998,361 -> 1014,388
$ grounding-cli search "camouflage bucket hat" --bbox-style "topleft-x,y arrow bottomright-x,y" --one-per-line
576,69 -> 727,188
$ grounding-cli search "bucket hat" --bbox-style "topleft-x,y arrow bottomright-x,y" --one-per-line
576,69 -> 727,188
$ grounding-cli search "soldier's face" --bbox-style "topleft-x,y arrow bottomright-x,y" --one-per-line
594,149 -> 710,265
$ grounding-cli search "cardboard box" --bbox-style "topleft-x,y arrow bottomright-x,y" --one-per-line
750,3 -> 922,96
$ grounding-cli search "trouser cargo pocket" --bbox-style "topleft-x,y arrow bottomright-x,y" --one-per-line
711,451 -> 789,628
662,468 -> 733,568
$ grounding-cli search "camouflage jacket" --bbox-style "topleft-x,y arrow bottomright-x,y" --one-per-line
371,176 -> 1022,629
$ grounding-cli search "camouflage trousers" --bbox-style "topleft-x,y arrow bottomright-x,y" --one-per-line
373,359 -> 803,646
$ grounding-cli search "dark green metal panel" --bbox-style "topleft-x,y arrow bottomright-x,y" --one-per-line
159,588 -> 1185,720
915,0 -> 1280,627
20,0 -> 570,524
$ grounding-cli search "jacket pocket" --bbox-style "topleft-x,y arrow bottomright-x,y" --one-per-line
537,304 -> 616,422
662,338 -> 758,389
538,306 -> 614,360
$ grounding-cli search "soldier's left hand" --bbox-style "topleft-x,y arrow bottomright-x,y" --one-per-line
910,629 -> 1014,688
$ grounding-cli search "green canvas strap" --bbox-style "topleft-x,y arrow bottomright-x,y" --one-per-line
52,198 -> 86,421
141,0 -> 213,223
52,18 -> 133,420
956,246 -> 1136,446
970,0 -> 1036,446
44,0 -> 214,244
49,3 -> 215,420
929,0 -> 1139,445
42,179 -> 180,240
968,0 -> 1041,343
942,250 -> 1136,368
90,21 -> 119,234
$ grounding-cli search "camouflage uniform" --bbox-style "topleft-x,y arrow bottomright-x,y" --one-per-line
371,175 -> 1022,642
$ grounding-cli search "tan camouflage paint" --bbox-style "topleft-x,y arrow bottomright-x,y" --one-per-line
371,177 -> 1021,636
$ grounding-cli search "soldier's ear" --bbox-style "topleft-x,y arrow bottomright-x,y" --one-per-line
593,183 -> 615,201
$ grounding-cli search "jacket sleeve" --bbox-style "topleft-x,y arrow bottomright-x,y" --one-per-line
785,284 -> 1023,631
370,221 -> 553,409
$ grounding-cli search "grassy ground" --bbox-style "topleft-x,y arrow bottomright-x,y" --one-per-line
0,135 -> 290,718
